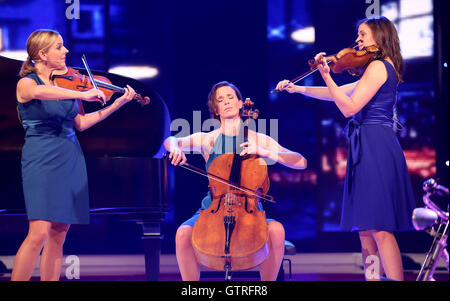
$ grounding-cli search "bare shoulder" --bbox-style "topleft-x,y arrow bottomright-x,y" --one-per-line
203,129 -> 220,146
365,60 -> 388,76
359,60 -> 389,87
17,77 -> 36,89
16,77 -> 37,103
249,130 -> 276,147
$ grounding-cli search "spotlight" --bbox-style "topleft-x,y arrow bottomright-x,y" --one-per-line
0,50 -> 27,61
108,65 -> 159,80
290,26 -> 315,43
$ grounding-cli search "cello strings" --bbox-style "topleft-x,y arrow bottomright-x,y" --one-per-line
177,163 -> 274,203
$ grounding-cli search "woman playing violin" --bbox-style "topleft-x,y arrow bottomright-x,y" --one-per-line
276,16 -> 416,281
12,29 -> 136,281
164,81 -> 307,281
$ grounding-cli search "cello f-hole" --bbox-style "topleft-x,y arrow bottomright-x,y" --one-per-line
211,195 -> 223,213
244,195 -> 254,214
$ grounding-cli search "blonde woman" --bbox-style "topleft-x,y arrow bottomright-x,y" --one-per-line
12,29 -> 136,281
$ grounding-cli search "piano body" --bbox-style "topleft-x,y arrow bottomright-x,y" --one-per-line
0,55 -> 171,280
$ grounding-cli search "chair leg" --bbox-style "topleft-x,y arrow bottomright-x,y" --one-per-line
284,258 -> 292,279
276,258 -> 293,281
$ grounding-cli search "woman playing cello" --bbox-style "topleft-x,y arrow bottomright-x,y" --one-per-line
164,81 -> 307,281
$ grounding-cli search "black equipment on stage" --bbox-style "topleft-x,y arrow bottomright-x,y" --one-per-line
0,55 -> 171,280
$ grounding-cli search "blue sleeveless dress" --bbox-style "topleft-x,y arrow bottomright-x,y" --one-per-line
17,73 -> 90,224
340,61 -> 415,231
182,133 -> 272,226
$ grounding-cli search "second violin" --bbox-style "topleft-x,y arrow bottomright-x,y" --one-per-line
309,45 -> 380,76
272,44 -> 380,93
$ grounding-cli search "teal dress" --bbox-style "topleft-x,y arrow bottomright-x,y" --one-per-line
182,133 -> 273,226
17,73 -> 89,224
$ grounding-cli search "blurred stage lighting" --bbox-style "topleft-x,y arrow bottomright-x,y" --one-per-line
382,0 -> 434,60
0,50 -> 27,61
290,26 -> 315,43
399,15 -> 433,59
400,0 -> 432,18
108,65 -> 159,80
0,27 -> 4,51
267,25 -> 286,40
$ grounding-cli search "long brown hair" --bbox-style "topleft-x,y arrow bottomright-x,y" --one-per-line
207,81 -> 243,120
19,29 -> 61,77
357,16 -> 404,83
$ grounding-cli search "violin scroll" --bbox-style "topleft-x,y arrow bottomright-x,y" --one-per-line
242,98 -> 259,120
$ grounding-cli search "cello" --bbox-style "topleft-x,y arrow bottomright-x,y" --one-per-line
190,98 -> 272,280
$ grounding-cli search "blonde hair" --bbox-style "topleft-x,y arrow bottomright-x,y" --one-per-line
19,29 -> 61,77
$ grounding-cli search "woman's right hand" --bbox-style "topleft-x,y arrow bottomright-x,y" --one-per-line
81,88 -> 107,103
167,146 -> 187,166
275,80 -> 299,93
313,52 -> 331,75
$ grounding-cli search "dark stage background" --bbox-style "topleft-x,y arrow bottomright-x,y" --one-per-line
0,0 -> 448,256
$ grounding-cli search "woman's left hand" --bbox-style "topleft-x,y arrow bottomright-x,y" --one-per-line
240,141 -> 269,158
114,85 -> 136,108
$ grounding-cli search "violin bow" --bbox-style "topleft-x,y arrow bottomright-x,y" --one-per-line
163,153 -> 275,203
270,42 -> 359,93
81,54 -> 106,105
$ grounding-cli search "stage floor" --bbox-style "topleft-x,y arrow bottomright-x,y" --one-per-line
0,253 -> 448,281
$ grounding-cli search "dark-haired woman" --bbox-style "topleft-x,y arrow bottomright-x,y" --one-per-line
12,29 -> 136,281
276,17 -> 416,281
164,81 -> 307,281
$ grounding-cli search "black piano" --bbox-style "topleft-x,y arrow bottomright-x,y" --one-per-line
0,55 -> 171,280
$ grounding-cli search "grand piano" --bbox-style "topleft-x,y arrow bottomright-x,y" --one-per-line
0,55 -> 171,280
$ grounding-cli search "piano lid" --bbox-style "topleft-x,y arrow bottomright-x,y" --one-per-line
0,55 -> 171,158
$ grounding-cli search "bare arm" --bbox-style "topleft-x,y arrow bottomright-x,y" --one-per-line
164,132 -> 205,153
17,77 -> 106,105
73,85 -> 135,131
17,77 -> 83,103
163,132 -> 207,165
241,132 -> 307,170
320,60 -> 387,117
276,79 -> 358,101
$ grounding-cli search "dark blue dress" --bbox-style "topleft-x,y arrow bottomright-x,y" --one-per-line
17,73 -> 89,224
182,133 -> 273,226
340,60 -> 416,231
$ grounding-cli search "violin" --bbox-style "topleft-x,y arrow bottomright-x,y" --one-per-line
190,98 -> 271,279
271,44 -> 380,93
51,67 -> 151,106
308,45 -> 380,76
